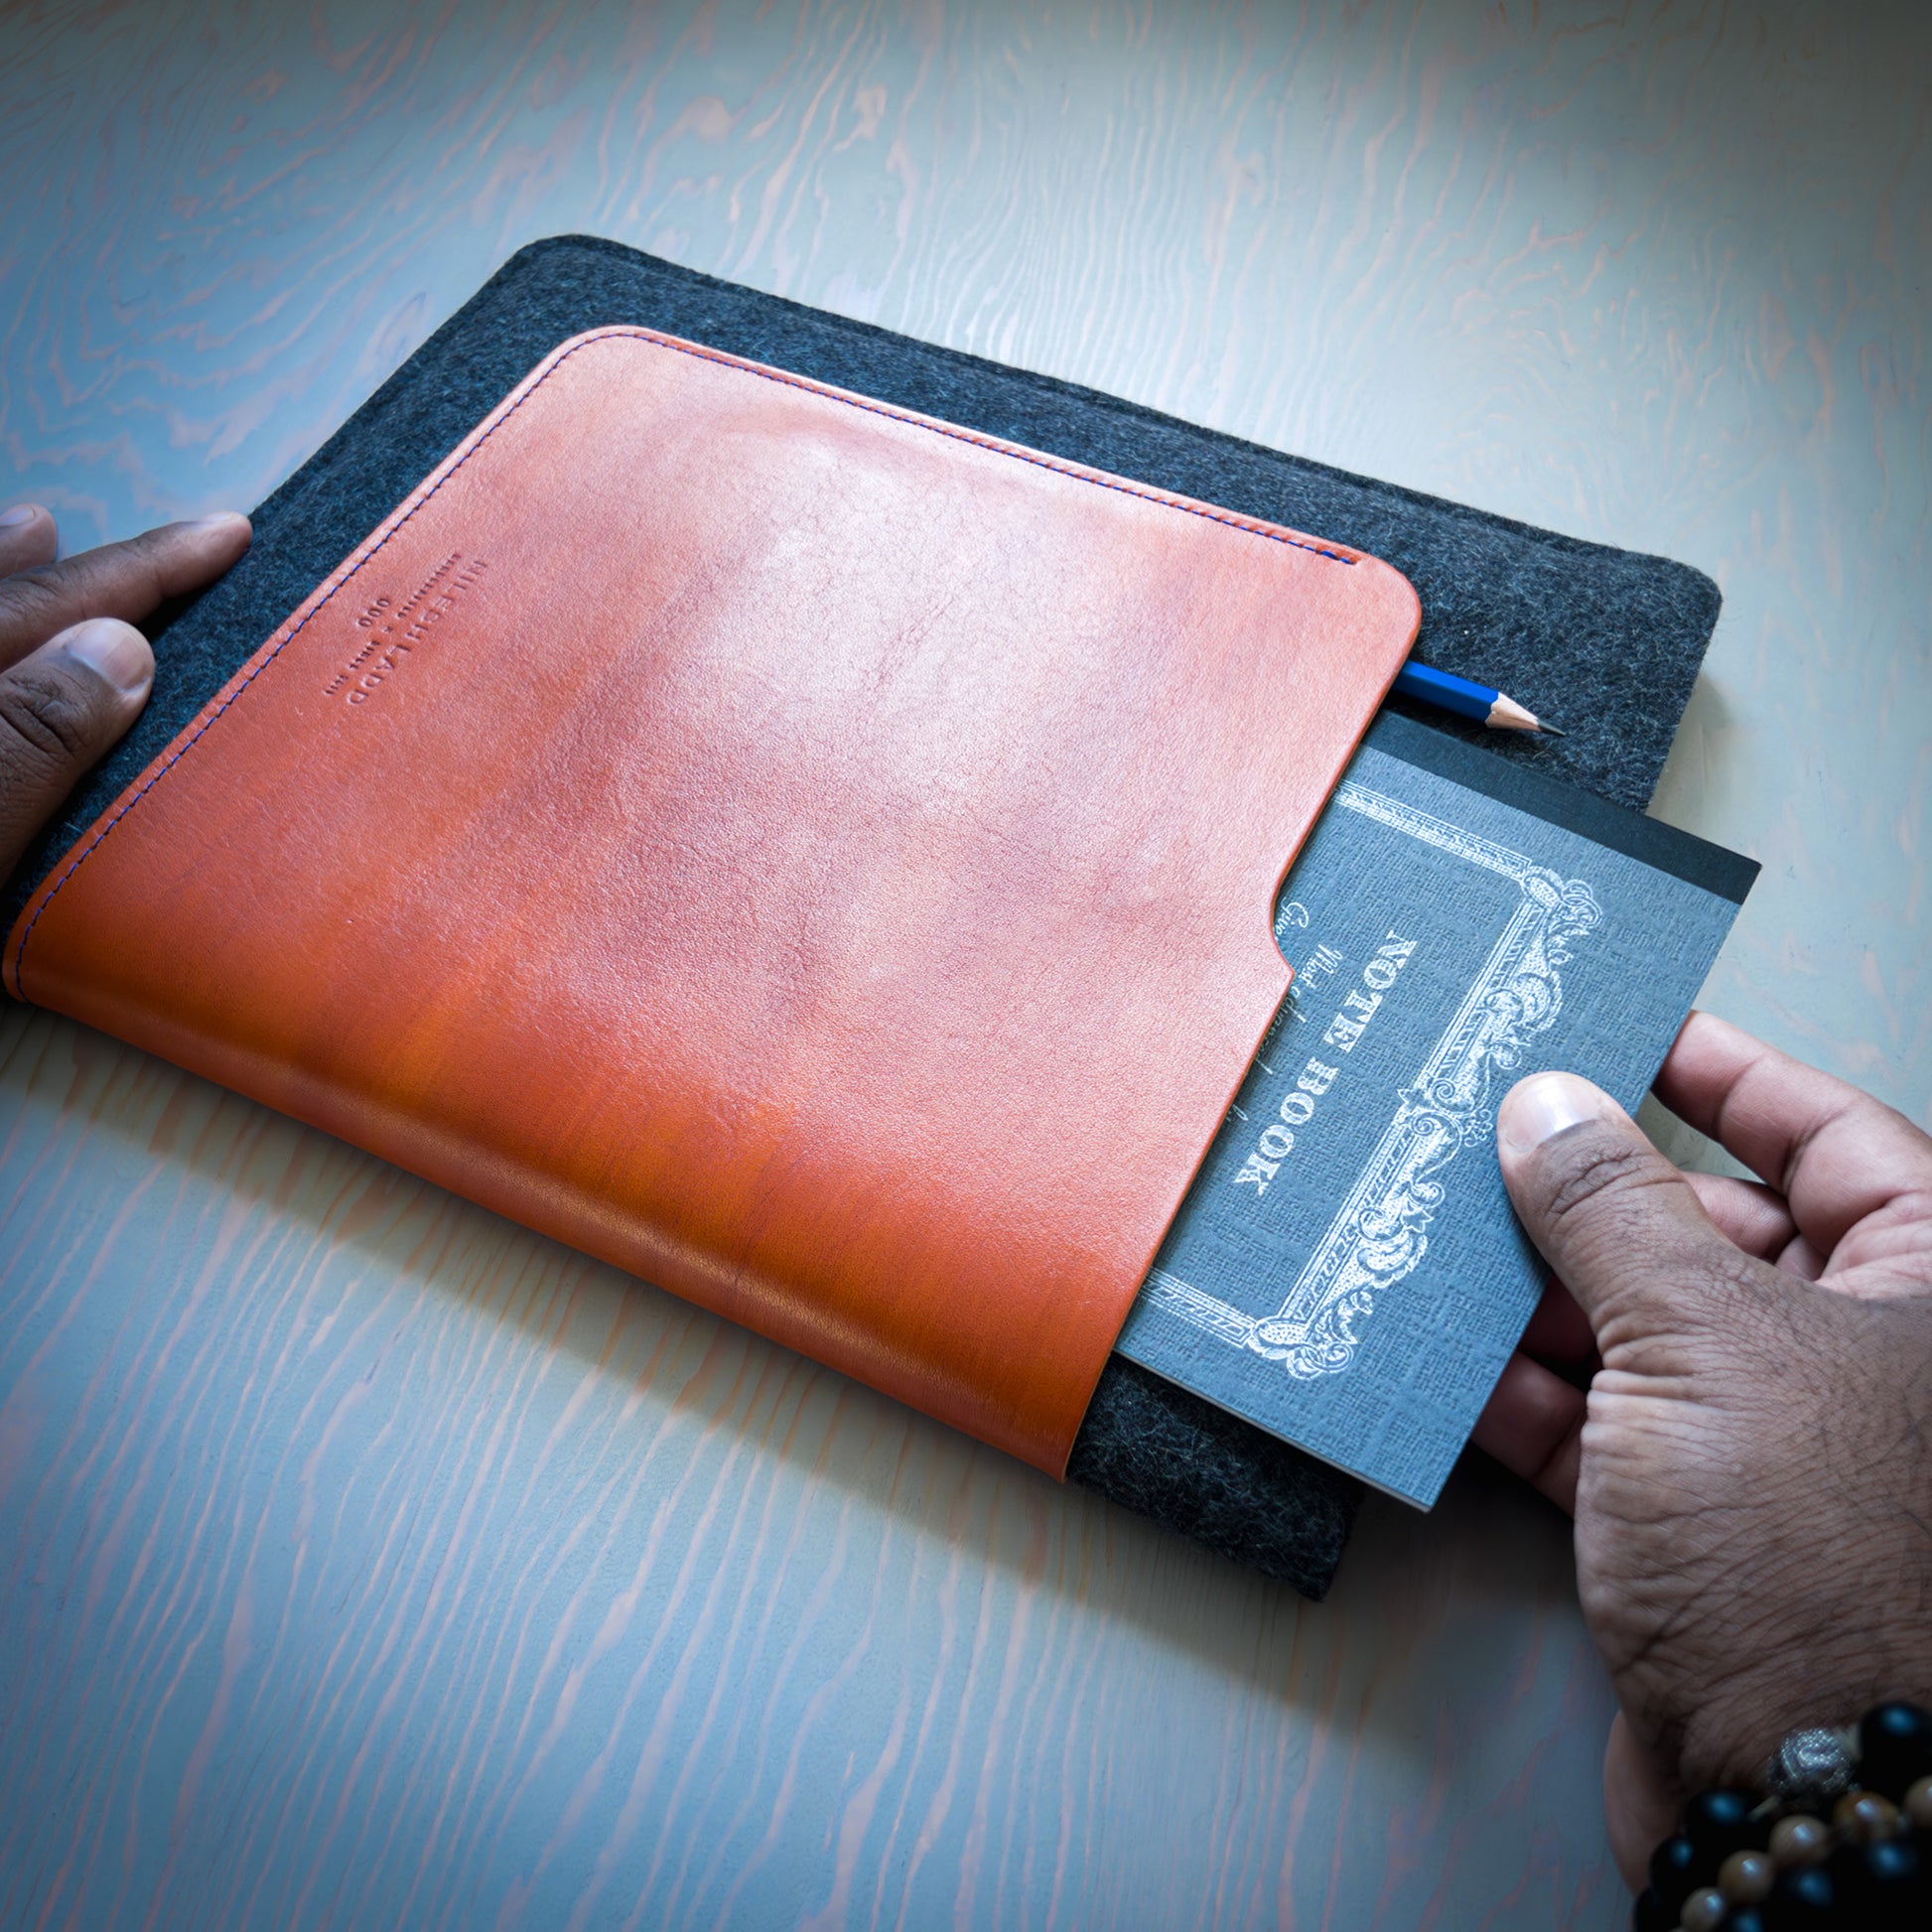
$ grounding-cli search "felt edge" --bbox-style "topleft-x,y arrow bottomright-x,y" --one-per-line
532,236 -> 1723,586
1070,1357 -> 1359,1597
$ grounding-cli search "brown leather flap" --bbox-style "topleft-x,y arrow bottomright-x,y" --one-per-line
6,329 -> 1419,1474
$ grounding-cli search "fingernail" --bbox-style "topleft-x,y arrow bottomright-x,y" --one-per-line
59,619 -> 153,697
187,511 -> 250,535
1498,1071 -> 1624,1153
0,504 -> 37,528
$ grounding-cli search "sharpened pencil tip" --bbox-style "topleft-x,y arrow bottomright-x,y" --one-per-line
1537,721 -> 1567,738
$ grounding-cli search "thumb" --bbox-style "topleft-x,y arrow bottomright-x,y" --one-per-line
1496,1070 -> 1744,1355
0,618 -> 154,883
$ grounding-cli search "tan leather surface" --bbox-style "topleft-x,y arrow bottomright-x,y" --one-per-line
6,329 -> 1419,1474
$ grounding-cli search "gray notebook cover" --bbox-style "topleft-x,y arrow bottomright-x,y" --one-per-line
1113,713 -> 1756,1508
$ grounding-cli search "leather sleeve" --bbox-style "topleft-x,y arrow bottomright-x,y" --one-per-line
6,328 -> 1419,1475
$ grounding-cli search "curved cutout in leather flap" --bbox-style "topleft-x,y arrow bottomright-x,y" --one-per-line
6,330 -> 1420,1474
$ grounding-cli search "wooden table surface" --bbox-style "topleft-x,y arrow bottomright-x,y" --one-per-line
1,4 -> 1925,1927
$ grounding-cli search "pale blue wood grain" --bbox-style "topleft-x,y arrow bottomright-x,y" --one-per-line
0,1013 -> 1612,1930
0,3 -> 1925,1926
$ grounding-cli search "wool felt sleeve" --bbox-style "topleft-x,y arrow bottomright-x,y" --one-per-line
4,236 -> 1721,1598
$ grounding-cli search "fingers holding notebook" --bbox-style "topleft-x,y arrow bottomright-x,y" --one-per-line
0,506 -> 250,883
0,501 -> 58,577
1655,1008 -> 1932,1266
0,509 -> 251,668
1485,1043 -> 1932,1892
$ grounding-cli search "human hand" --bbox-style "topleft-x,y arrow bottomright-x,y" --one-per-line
0,501 -> 251,881
1472,1011 -> 1932,1890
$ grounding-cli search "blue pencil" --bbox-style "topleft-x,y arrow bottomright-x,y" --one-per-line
1392,660 -> 1566,736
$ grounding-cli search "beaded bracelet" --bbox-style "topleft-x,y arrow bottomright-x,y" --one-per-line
1632,1701 -> 1932,1930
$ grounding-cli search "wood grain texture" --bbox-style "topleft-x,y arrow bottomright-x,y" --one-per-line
0,2 -> 1925,1926
0,1012 -> 1611,1931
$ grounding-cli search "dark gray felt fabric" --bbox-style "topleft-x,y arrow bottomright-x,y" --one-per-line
6,236 -> 1722,1598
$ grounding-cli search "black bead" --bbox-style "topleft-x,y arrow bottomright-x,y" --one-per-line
1828,1836 -> 1927,1929
1860,1701 -> 1932,1799
1650,1831 -> 1707,1910
1866,1832 -> 1925,1888
1763,1863 -> 1836,1928
1872,1839 -> 1927,1928
1725,1911 -> 1767,1932
1683,1787 -> 1759,1863
1631,1886 -> 1673,1932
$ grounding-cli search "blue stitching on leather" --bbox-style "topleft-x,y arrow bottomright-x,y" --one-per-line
662,335 -> 1360,566
11,328 -> 1356,989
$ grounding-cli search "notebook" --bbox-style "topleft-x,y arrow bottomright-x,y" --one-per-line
1117,712 -> 1754,1507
